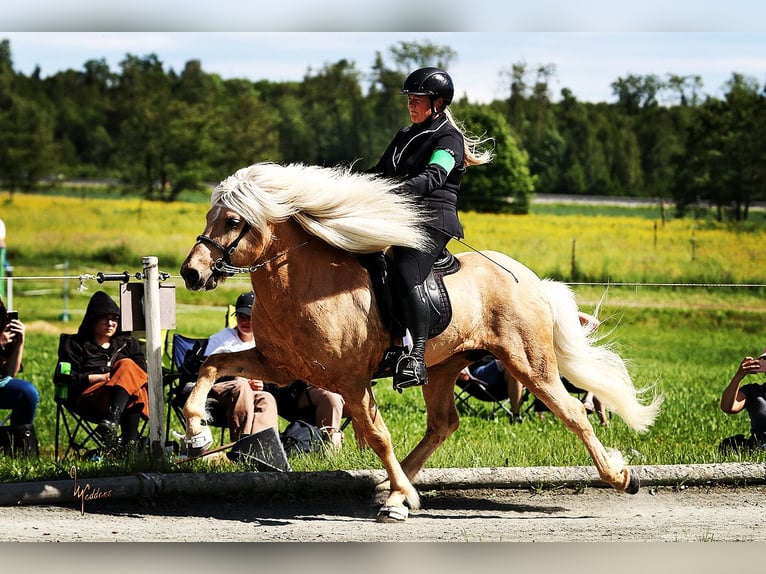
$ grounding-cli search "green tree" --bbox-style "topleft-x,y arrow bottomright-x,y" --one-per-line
300,59 -> 367,166
453,104 -> 535,214
388,40 -> 456,72
554,91 -> 611,194
43,59 -> 117,177
213,78 -> 280,174
674,74 -> 766,220
112,54 -> 175,198
0,40 -> 57,192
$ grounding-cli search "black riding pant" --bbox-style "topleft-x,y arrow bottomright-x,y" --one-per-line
390,230 -> 450,292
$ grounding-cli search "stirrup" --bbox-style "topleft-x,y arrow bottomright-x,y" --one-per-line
392,354 -> 428,393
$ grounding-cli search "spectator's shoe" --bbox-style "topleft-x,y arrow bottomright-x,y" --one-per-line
95,419 -> 118,444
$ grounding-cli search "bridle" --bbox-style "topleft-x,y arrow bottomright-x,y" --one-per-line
194,222 -> 310,276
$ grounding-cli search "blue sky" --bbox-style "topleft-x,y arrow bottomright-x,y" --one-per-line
3,3 -> 765,104
4,32 -> 764,104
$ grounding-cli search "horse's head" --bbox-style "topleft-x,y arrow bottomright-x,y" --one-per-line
180,202 -> 271,291
182,161 -> 434,290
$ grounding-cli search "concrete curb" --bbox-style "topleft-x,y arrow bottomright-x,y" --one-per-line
1,462 -> 764,507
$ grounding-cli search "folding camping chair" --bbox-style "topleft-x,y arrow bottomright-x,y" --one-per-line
53,333 -> 121,459
454,357 -> 518,421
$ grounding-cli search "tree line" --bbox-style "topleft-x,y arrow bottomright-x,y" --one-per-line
0,38 -> 764,219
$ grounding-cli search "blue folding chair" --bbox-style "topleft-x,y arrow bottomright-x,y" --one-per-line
454,358 -> 517,420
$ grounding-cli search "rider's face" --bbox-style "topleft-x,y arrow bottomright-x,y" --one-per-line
407,95 -> 432,124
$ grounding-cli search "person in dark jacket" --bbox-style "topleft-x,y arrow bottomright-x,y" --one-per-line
368,66 -> 493,392
56,291 -> 149,446
0,298 -> 40,457
719,350 -> 766,453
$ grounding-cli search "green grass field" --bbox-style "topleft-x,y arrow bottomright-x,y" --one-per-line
1,191 -> 765,482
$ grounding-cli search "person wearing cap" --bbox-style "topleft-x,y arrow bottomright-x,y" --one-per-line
203,291 -> 280,442
56,291 -> 149,450
367,66 -> 493,392
719,350 -> 766,453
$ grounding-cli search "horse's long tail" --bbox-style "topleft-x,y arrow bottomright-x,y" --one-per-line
540,279 -> 662,433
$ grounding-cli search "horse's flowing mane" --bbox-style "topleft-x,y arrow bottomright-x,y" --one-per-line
212,162 -> 433,254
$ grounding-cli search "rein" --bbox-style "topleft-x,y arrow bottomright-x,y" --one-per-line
195,223 -> 311,276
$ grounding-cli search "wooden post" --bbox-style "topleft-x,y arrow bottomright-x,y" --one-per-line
142,256 -> 165,462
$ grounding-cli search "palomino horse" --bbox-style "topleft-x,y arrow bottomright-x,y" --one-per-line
180,162 -> 662,522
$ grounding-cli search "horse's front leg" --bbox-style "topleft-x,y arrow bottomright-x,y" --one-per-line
181,361 -> 219,455
342,381 -> 420,522
372,361 -> 463,501
182,347 -> 274,455
399,365 -> 462,480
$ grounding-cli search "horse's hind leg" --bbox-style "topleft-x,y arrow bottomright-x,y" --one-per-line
527,372 -> 638,493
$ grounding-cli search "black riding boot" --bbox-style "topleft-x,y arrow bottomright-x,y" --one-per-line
97,386 -> 129,442
393,283 -> 430,392
12,424 -> 39,458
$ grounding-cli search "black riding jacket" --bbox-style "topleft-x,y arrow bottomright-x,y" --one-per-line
369,114 -> 465,239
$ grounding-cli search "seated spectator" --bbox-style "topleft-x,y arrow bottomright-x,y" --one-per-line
55,291 -> 149,450
266,380 -> 351,449
456,358 -> 524,421
0,300 -> 40,457
719,350 -> 766,453
203,291 -> 279,442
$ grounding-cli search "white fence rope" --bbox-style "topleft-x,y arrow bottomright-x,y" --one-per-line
4,273 -> 766,290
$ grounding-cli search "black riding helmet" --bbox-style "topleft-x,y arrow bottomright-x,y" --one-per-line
401,67 -> 454,114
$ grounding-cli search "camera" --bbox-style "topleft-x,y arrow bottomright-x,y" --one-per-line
757,358 -> 766,373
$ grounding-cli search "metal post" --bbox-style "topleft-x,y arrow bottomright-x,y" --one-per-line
142,256 -> 165,462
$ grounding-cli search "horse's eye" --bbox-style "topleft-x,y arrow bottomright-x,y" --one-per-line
226,216 -> 241,228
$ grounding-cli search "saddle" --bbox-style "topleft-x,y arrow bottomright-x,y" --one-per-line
359,249 -> 461,379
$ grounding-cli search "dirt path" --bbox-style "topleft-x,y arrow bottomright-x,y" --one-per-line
2,484 -> 764,543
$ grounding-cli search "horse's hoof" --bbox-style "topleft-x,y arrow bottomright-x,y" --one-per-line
376,505 -> 409,523
185,427 -> 214,456
625,467 -> 640,494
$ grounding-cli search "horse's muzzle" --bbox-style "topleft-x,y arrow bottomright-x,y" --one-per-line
180,262 -> 219,291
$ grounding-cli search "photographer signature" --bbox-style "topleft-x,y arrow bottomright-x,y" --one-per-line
70,465 -> 113,514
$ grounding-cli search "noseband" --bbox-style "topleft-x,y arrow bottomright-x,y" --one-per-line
195,222 -> 254,276
195,222 -> 310,276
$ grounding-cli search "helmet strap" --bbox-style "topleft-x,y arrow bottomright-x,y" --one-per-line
430,96 -> 446,116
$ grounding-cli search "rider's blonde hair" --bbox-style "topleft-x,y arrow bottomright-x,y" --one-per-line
444,108 -> 494,167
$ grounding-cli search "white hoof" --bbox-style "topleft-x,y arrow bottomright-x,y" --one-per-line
376,505 -> 409,523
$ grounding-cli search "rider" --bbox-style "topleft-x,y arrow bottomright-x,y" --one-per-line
368,66 -> 493,392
